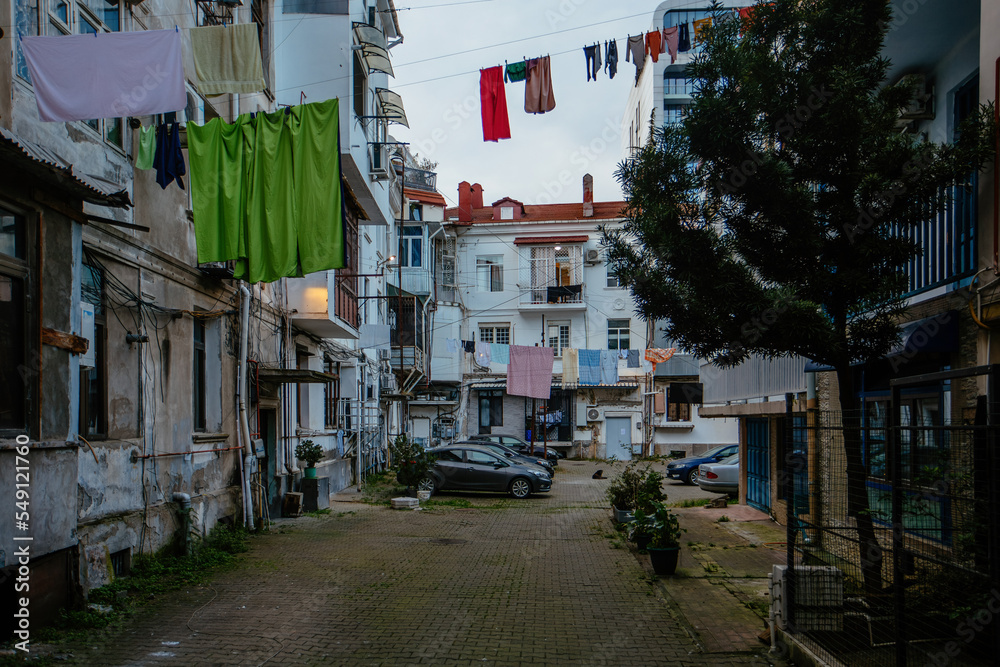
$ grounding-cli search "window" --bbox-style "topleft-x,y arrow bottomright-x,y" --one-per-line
467,449 -> 501,466
664,104 -> 687,126
500,206 -> 514,220
548,322 -> 570,357
400,225 -> 422,268
476,255 -> 503,292
663,71 -> 694,96
608,319 -> 630,350
667,401 -> 691,422
478,390 -> 503,433
478,324 -> 510,345
323,356 -> 337,430
0,206 -> 31,435
296,347 -> 310,428
193,319 -> 207,432
80,260 -> 107,437
527,245 -> 582,303
409,203 -> 423,221
606,260 -> 620,288
353,52 -> 367,122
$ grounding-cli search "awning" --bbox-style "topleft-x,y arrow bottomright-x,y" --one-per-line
513,235 -> 589,245
353,23 -> 394,77
0,126 -> 132,208
257,368 -> 338,384
376,88 -> 408,127
804,311 -> 958,372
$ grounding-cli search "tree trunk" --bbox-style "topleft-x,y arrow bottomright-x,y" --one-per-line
835,365 -> 884,597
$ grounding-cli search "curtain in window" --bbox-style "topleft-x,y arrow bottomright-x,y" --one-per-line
530,246 -> 555,302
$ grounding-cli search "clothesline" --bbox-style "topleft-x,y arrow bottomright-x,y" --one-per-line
448,338 -> 677,371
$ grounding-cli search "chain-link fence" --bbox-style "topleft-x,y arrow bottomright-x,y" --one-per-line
779,366 -> 1000,666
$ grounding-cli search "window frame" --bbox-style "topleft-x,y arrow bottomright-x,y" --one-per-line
476,255 -> 503,292
193,318 -> 207,432
607,318 -> 630,350
323,355 -> 338,430
0,204 -> 37,438
548,321 -> 570,358
478,323 -> 511,345
478,389 -> 503,433
80,258 -> 107,439
400,225 -> 423,268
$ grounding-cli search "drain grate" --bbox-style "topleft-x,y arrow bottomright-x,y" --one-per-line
430,538 -> 468,545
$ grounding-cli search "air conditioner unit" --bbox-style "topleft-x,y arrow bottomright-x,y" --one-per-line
896,73 -> 934,124
586,406 -> 602,422
584,248 -> 601,265
377,348 -> 392,361
370,144 -> 389,179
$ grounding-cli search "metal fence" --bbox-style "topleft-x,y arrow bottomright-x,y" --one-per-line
782,366 -> 1000,666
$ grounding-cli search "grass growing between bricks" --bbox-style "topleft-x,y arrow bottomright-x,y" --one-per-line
0,523 -> 250,666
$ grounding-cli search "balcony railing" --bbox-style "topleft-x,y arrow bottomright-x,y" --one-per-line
403,166 -> 437,192
900,178 -> 977,295
518,284 -> 586,308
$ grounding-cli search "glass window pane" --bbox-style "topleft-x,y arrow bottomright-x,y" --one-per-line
0,209 -> 25,259
106,117 -> 123,147
81,262 -> 103,314
0,276 -> 26,430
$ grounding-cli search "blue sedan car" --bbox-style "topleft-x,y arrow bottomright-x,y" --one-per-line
666,444 -> 739,486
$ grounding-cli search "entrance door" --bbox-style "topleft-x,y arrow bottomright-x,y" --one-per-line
746,417 -> 771,512
259,409 -> 281,519
606,417 -> 632,461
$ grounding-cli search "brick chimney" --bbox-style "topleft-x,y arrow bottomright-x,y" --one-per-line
583,173 -> 594,217
457,180 -> 472,222
471,183 -> 484,210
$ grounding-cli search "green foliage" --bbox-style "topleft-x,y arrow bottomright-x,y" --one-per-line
295,439 -> 324,467
390,433 -> 433,490
631,501 -> 684,549
604,0 -> 996,369
605,461 -> 667,512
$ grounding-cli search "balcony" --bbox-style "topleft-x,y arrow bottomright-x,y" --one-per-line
403,166 -> 437,192
286,271 -> 359,340
369,292 -> 426,377
900,180 -> 977,296
518,284 -> 587,310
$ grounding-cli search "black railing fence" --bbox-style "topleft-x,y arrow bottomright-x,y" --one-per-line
779,366 -> 1000,666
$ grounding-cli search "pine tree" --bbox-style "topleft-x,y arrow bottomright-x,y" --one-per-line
605,0 -> 995,595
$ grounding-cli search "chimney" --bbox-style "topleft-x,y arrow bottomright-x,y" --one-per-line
457,180 -> 472,222
583,173 -> 594,217
471,183 -> 484,210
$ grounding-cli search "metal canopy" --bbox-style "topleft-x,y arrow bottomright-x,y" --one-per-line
376,88 -> 408,127
353,23 -> 394,77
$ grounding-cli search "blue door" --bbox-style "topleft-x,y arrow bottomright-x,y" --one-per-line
746,418 -> 771,512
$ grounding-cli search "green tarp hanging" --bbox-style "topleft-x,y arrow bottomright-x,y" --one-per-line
187,98 -> 344,284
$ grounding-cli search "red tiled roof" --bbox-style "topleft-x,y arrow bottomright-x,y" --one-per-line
513,235 -> 589,245
404,187 -> 448,207
445,201 -> 626,223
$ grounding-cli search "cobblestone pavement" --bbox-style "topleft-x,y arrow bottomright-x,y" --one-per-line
54,461 -> 774,666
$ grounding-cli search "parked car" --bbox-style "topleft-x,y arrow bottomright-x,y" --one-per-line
419,445 -> 551,499
665,444 -> 739,485
469,434 -> 563,462
697,454 -> 740,495
456,440 -> 555,477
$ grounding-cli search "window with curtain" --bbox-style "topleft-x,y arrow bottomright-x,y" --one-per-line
476,255 -> 503,292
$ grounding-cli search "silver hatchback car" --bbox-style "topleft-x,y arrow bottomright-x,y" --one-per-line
420,445 -> 552,499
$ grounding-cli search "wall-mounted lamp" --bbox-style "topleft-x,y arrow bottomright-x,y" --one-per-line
337,255 -> 398,279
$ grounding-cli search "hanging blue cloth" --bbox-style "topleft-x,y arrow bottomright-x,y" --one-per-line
154,121 -> 186,190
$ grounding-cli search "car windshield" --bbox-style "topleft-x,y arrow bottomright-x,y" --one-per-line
719,454 -> 739,465
704,445 -> 734,458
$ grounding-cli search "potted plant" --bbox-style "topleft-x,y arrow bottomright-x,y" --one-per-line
390,434 -> 433,496
644,501 -> 684,575
605,462 -> 667,523
295,439 -> 323,479
627,507 -> 653,551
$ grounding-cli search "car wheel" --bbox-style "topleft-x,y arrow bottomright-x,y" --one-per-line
508,477 -> 532,499
685,468 -> 700,486
417,476 -> 436,494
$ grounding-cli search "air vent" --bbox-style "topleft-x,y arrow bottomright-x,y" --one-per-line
587,408 -> 601,421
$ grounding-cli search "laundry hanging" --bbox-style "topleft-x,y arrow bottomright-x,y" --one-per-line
20,29 -> 186,122
583,44 -> 601,81
604,39 -> 618,79
662,26 -> 679,64
600,350 -> 619,385
644,30 -> 662,63
475,341 -> 493,366
504,60 -> 527,83
693,17 -> 713,44
562,348 -> 579,384
644,348 -> 677,371
190,23 -> 266,95
507,345 -> 554,399
578,349 -> 602,386
678,23 -> 691,52
187,98 -> 344,284
627,349 -> 640,368
445,338 -> 459,355
490,343 -> 510,365
154,122 -> 185,190
524,56 -> 556,114
625,35 -> 645,83
134,124 -> 156,170
480,66 -> 511,142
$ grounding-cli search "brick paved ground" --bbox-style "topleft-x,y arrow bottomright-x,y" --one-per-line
48,461 -> 774,666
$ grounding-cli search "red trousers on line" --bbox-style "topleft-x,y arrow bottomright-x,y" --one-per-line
480,66 -> 511,142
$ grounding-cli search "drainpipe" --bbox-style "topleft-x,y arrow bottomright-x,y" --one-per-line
172,492 -> 192,555
238,284 -> 256,530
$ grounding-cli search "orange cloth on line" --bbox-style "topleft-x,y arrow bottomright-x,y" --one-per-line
645,30 -> 662,63
693,17 -> 713,44
644,348 -> 677,370
525,56 -> 556,114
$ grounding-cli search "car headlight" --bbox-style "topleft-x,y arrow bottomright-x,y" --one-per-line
530,470 -> 550,479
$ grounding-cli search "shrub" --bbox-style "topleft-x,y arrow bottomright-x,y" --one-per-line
605,461 -> 667,512
295,439 -> 323,467
390,434 -> 432,490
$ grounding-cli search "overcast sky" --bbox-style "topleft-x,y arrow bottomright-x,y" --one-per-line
389,0 -> 658,208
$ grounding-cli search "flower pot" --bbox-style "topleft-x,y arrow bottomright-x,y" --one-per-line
647,546 -> 680,575
613,506 -> 634,524
304,466 -> 317,479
